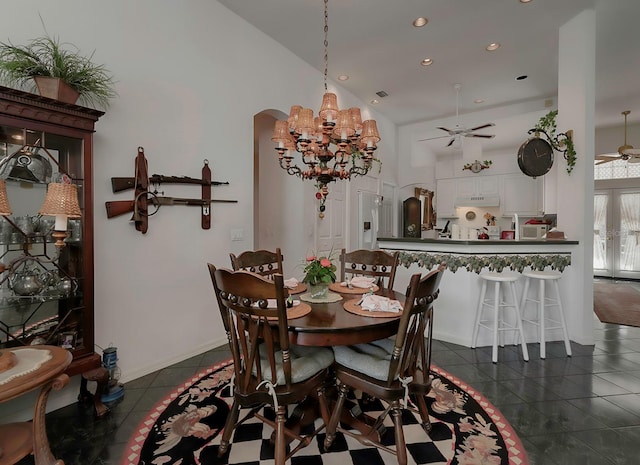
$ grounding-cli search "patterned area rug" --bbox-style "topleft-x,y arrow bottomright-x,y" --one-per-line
594,281 -> 640,327
121,360 -> 528,465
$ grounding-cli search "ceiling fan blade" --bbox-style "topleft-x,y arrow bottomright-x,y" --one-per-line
595,154 -> 620,164
418,135 -> 450,142
437,127 -> 454,133
466,134 -> 495,139
446,138 -> 455,147
468,123 -> 495,131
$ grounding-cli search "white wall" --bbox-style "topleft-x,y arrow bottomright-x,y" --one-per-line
0,0 -> 398,419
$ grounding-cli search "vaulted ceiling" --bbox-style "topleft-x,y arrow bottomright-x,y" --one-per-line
218,0 -> 639,133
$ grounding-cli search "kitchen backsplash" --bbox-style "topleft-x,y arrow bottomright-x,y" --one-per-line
435,207 -> 536,235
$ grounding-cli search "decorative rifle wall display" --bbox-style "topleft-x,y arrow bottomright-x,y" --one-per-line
105,147 -> 236,234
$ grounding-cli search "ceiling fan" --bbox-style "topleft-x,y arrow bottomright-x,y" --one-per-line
419,83 -> 495,147
595,110 -> 640,165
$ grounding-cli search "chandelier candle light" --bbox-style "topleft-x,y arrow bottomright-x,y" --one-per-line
272,0 -> 381,218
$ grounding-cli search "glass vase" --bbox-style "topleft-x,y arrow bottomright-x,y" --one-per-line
309,282 -> 330,299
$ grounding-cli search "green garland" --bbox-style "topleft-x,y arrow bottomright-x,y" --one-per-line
534,110 -> 577,175
397,251 -> 571,274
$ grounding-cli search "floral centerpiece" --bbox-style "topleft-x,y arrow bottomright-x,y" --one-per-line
302,253 -> 337,299
302,255 -> 336,285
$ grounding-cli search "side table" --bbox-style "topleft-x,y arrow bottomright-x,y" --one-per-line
0,345 -> 72,465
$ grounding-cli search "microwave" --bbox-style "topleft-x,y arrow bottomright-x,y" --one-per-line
520,224 -> 548,240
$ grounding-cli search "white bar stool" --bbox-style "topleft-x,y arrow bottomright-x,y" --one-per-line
519,270 -> 572,359
471,271 -> 529,363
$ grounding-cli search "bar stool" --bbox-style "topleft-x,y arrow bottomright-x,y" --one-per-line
519,270 -> 572,359
471,271 -> 529,363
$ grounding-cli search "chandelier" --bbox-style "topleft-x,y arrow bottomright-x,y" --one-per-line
271,0 -> 381,218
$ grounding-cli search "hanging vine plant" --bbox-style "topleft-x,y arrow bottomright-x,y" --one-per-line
533,110 -> 577,174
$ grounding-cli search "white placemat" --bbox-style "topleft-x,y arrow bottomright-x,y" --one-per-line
0,347 -> 52,385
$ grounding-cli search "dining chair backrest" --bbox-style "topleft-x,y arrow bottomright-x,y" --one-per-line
208,264 -> 293,390
229,248 -> 284,279
388,263 -> 445,388
339,248 -> 400,290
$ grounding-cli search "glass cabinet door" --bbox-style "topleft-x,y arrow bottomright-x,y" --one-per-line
0,123 -> 88,355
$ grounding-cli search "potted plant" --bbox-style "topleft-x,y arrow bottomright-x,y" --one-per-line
0,34 -> 116,109
302,253 -> 337,299
534,110 -> 577,174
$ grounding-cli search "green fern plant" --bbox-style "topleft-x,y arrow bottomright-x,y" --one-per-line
534,110 -> 577,175
0,35 -> 116,109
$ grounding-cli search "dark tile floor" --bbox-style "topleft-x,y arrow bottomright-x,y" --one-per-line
16,311 -> 640,464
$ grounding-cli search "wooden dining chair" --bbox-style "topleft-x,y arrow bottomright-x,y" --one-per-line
207,264 -> 334,465
229,248 -> 284,279
324,264 -> 446,465
339,248 -> 400,290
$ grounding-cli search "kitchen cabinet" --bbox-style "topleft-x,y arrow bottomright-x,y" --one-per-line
500,173 -> 544,217
456,175 -> 499,198
435,178 -> 457,218
0,86 -> 104,379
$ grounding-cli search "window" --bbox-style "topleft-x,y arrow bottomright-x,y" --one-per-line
594,159 -> 640,180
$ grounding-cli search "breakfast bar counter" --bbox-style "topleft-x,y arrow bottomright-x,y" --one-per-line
377,237 -> 581,348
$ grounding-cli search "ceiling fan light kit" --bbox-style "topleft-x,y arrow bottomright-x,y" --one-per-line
595,110 -> 640,165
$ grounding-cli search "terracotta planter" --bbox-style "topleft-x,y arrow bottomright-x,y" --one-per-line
33,76 -> 80,104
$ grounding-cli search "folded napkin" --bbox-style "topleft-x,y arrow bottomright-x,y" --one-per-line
360,295 -> 402,313
284,278 -> 299,289
348,276 -> 377,289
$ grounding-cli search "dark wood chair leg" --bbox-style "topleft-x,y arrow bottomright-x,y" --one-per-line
79,367 -> 110,417
413,393 -> 433,435
324,383 -> 348,450
274,405 -> 287,465
218,399 -> 240,457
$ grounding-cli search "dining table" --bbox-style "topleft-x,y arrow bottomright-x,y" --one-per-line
286,283 -> 405,347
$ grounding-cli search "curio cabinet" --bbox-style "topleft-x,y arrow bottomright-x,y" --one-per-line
0,85 -> 103,376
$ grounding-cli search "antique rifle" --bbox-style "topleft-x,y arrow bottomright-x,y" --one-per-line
111,175 -> 229,193
105,195 -> 237,219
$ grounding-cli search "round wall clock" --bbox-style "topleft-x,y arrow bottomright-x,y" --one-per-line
517,137 -> 554,178
469,160 -> 483,173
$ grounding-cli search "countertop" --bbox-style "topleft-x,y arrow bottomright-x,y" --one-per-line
377,237 -> 579,246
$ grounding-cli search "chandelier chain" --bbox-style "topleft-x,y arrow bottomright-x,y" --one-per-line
323,0 -> 328,92
272,0 -> 381,218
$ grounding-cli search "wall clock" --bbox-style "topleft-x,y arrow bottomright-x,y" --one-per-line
517,137 -> 554,178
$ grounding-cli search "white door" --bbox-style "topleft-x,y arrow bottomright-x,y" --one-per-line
379,182 -> 395,239
316,181 -> 345,259
358,191 -> 382,249
594,188 -> 640,279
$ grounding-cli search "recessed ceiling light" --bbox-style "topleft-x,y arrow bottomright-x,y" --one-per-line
420,58 -> 433,66
486,42 -> 501,51
371,99 -> 380,105
516,75 -> 528,81
413,17 -> 428,27
520,0 -> 533,3
474,99 -> 485,104
337,74 -> 349,81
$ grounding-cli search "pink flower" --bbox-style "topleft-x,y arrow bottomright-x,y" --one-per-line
320,258 -> 331,267
306,255 -> 316,262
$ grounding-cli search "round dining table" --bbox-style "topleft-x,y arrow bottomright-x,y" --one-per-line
287,287 -> 405,347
